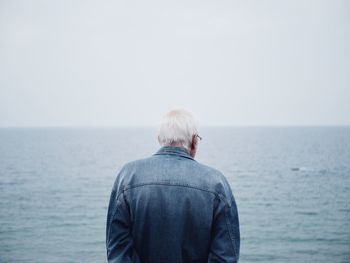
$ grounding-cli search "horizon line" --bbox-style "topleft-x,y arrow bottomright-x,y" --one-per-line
0,124 -> 349,129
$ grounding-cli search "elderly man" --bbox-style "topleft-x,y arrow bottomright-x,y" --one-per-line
106,109 -> 240,263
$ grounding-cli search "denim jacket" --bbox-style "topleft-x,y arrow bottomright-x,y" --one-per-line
106,146 -> 240,263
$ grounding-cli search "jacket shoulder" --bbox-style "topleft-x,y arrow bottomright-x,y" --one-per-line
195,162 -> 234,204
112,157 -> 154,191
113,157 -> 234,205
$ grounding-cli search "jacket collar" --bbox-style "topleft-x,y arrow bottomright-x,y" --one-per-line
153,146 -> 195,161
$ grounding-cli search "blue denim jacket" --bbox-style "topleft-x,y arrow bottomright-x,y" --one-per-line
106,146 -> 240,263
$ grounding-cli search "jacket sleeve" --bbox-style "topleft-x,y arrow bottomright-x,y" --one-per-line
208,193 -> 240,263
106,189 -> 140,263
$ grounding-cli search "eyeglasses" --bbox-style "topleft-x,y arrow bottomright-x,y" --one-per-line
196,134 -> 202,141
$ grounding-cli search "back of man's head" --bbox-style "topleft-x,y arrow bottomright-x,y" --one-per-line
157,109 -> 199,152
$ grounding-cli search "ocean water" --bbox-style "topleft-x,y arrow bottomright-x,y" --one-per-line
0,127 -> 349,263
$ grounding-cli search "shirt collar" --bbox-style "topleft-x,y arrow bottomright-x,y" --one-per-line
153,146 -> 195,161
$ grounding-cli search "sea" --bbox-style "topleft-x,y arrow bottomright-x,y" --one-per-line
0,127 -> 349,263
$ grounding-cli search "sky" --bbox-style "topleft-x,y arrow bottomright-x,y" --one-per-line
0,0 -> 349,127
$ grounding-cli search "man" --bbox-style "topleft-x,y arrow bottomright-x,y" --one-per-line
106,109 -> 240,263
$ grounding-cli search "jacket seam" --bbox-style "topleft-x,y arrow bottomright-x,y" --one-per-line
107,191 -> 127,242
224,201 -> 238,259
119,182 -> 229,204
106,189 -> 116,245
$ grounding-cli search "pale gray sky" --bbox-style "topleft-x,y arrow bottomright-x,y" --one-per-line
0,0 -> 349,127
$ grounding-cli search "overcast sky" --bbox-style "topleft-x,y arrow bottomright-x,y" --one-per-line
0,0 -> 349,127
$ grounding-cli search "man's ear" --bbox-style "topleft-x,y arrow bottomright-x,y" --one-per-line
189,134 -> 197,158
191,134 -> 196,148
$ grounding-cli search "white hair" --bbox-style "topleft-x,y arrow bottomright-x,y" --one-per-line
157,109 -> 199,151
